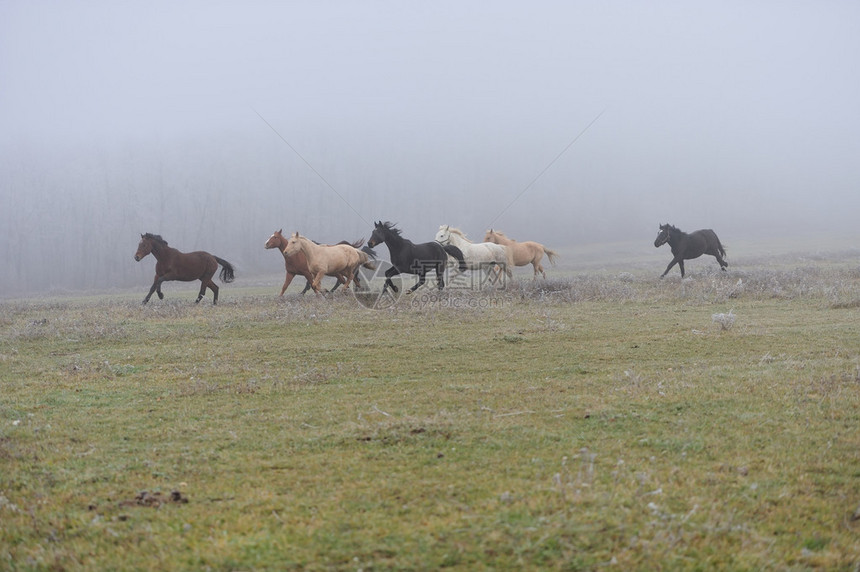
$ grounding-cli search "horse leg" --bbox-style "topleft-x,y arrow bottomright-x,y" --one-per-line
310,272 -> 326,294
200,279 -> 219,304
143,276 -> 163,304
678,260 -> 685,278
436,265 -> 445,290
489,264 -> 507,289
281,272 -> 296,296
382,267 -> 399,294
713,252 -> 728,271
660,257 -> 681,278
409,272 -> 427,293
338,272 -> 352,292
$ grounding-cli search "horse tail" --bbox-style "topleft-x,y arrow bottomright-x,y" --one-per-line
215,256 -> 236,283
359,250 -> 378,270
544,247 -> 559,266
444,245 -> 467,272
502,245 -> 515,269
361,245 -> 378,259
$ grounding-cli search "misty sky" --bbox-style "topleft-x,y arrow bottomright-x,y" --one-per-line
1,2 -> 859,294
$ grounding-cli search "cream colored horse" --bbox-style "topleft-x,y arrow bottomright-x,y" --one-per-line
265,229 -> 364,295
483,229 -> 558,279
283,232 -> 376,294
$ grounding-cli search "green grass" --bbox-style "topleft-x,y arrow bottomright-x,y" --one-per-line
2,259 -> 860,570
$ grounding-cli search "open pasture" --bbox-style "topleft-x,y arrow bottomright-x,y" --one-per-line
2,248 -> 860,570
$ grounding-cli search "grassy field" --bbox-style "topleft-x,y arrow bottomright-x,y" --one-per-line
2,248 -> 860,570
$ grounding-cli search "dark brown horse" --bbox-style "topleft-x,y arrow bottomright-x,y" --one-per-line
264,229 -> 367,295
134,233 -> 235,304
654,223 -> 727,278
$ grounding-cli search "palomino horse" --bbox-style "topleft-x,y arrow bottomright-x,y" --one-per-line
368,221 -> 467,294
282,232 -> 377,294
134,233 -> 235,304
483,229 -> 558,279
264,229 -> 365,295
435,225 -> 513,281
654,223 -> 727,278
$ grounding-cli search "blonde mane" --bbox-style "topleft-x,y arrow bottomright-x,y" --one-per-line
447,227 -> 469,240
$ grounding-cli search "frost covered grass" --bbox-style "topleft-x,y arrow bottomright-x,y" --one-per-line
1,257 -> 860,569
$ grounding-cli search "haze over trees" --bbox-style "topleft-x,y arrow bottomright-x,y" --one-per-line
2,2 -> 858,296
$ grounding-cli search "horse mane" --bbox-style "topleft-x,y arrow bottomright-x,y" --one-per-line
377,221 -> 402,237
490,230 -> 508,238
142,233 -> 168,246
447,227 -> 468,239
663,224 -> 684,234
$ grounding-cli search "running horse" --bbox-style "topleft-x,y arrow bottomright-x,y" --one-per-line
654,223 -> 727,278
134,233 -> 235,304
483,229 -> 558,279
264,229 -> 366,295
435,225 -> 513,281
368,221 -> 467,294
282,232 -> 377,294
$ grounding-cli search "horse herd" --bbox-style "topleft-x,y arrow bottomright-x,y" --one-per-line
133,222 -> 727,305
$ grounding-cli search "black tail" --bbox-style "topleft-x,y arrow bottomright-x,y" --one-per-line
361,245 -> 378,259
215,256 -> 235,283
443,245 -> 467,272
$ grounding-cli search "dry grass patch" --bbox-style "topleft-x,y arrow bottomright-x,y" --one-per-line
2,258 -> 860,569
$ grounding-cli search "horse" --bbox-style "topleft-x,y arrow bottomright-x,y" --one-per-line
435,225 -> 513,281
483,229 -> 558,279
367,221 -> 467,293
264,229 -> 366,295
282,232 -> 377,294
134,233 -> 235,305
654,223 -> 728,278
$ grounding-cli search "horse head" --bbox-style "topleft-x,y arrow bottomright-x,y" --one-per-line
654,224 -> 671,248
283,232 -> 304,257
435,225 -> 451,245
484,229 -> 498,243
368,221 -> 392,248
134,234 -> 153,261
264,229 -> 284,250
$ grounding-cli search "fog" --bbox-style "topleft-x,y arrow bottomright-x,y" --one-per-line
2,2 -> 859,296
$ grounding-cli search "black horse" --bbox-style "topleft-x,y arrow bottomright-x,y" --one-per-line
367,221 -> 467,293
654,223 -> 727,278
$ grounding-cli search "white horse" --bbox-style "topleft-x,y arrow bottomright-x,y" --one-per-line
435,225 -> 513,282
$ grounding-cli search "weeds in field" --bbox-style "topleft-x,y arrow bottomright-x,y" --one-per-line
1,258 -> 860,569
